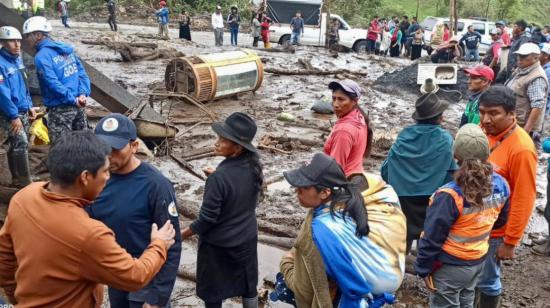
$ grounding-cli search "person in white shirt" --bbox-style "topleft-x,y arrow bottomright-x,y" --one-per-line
212,6 -> 224,46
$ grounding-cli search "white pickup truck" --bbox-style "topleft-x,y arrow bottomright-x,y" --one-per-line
269,13 -> 368,52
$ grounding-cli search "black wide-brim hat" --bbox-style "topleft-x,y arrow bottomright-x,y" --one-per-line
412,92 -> 449,120
212,112 -> 258,153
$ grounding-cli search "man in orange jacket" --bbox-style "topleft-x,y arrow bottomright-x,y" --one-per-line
476,85 -> 537,308
0,131 -> 176,307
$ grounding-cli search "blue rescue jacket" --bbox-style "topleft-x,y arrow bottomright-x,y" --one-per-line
0,48 -> 32,120
34,38 -> 90,108
156,7 -> 169,25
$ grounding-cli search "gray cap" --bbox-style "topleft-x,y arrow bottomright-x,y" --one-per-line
328,79 -> 362,98
453,124 -> 490,162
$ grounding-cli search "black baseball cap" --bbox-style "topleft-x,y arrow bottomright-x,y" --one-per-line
94,113 -> 137,150
283,153 -> 348,188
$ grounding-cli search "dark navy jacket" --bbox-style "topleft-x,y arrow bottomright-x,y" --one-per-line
87,162 -> 181,306
34,38 -> 90,108
0,48 -> 32,119
415,172 -> 510,278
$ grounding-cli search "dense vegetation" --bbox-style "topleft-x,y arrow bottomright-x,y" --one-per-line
47,0 -> 549,27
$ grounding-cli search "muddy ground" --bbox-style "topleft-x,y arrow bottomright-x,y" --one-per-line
1,16 -> 550,307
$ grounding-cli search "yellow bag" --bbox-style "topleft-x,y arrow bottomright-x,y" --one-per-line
30,117 -> 50,145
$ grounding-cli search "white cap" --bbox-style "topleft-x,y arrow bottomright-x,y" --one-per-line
0,26 -> 22,40
541,43 -> 550,55
514,42 -> 541,55
216,5 -> 221,9
489,28 -> 499,35
22,16 -> 52,34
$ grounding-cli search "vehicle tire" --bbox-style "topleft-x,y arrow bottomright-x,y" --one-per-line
279,35 -> 291,47
353,40 -> 367,53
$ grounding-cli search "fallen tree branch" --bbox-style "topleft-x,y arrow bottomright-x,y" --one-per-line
149,92 -> 217,121
169,153 -> 206,181
265,67 -> 367,76
258,47 -> 295,53
258,144 -> 292,155
81,40 -> 158,49
258,234 -> 294,249
185,152 -> 216,161
175,121 -> 209,140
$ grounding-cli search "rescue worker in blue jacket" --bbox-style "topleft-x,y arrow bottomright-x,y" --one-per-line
22,16 -> 91,144
0,26 -> 34,187
415,124 -> 510,308
88,114 -> 182,308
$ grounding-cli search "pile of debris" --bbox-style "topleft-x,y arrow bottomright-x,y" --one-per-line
81,36 -> 184,62
373,61 -> 469,103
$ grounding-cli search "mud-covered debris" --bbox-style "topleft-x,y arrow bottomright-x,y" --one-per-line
374,63 -> 469,103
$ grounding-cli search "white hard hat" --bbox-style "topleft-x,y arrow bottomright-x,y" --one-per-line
489,28 -> 499,35
0,26 -> 22,40
541,43 -> 550,55
514,42 -> 541,55
22,16 -> 52,35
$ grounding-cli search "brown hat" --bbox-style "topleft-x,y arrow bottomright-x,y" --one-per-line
453,124 -> 490,161
412,92 -> 449,120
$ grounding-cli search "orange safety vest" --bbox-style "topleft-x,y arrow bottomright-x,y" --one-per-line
435,182 -> 507,260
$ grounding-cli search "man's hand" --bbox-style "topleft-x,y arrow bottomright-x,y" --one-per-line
28,107 -> 38,120
10,117 -> 23,135
423,275 -> 437,293
203,166 -> 215,176
151,220 -> 175,249
143,304 -> 160,308
497,242 -> 515,260
181,226 -> 194,239
76,95 -> 87,108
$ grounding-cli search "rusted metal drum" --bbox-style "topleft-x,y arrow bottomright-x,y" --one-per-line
165,49 -> 264,102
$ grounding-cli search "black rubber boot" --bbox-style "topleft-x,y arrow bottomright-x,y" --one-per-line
242,296 -> 258,308
8,151 -> 31,187
479,293 -> 500,308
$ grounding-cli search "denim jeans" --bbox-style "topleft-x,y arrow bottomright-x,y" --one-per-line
61,15 -> 69,28
291,32 -> 301,44
366,39 -> 376,54
230,27 -> 239,45
465,48 -> 479,61
476,237 -> 503,296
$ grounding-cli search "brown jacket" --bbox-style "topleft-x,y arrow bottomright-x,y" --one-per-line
0,182 -> 168,307
280,210 -> 333,308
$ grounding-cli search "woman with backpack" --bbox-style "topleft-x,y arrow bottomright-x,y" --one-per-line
389,24 -> 402,57
323,79 -> 372,188
274,153 -> 406,307
414,124 -> 510,308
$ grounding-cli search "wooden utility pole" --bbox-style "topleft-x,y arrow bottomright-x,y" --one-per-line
415,0 -> 420,19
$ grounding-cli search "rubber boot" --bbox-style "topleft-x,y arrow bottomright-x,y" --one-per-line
242,296 -> 258,308
532,239 -> 550,256
8,151 -> 31,188
474,288 -> 481,308
479,293 -> 500,308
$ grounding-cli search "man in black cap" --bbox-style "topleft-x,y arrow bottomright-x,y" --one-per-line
87,113 -> 181,308
382,93 -> 457,254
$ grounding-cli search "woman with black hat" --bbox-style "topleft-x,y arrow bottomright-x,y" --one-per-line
181,112 -> 263,308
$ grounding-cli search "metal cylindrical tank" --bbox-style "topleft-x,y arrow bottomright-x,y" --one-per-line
165,50 -> 263,102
